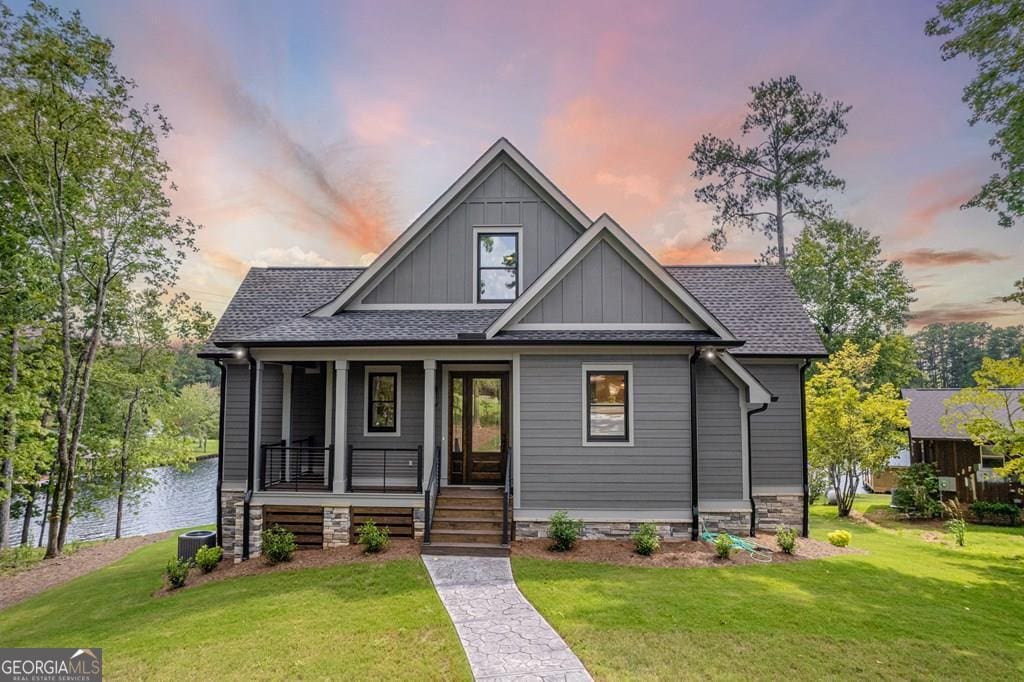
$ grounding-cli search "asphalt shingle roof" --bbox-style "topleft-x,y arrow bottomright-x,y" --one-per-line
901,388 -> 1024,440
200,264 -> 824,356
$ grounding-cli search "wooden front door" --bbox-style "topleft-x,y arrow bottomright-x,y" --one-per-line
448,372 -> 508,485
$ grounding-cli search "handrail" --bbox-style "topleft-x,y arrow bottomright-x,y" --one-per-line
423,445 -> 441,544
501,446 -> 513,545
261,444 -> 332,492
346,445 -> 424,493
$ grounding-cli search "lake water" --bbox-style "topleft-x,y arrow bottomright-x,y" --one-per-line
8,457 -> 218,547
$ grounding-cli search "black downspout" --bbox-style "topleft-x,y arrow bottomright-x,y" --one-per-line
799,359 -> 812,538
243,357 -> 256,560
747,401 -> 771,536
214,360 -> 227,548
690,350 -> 700,540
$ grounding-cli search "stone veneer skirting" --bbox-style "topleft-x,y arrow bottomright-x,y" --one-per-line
220,491 -> 243,555
753,494 -> 804,532
699,510 -> 751,536
323,506 -> 351,547
516,520 -> 691,541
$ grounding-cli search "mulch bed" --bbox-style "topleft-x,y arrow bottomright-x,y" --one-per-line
512,533 -> 858,568
154,538 -> 422,596
0,531 -> 176,611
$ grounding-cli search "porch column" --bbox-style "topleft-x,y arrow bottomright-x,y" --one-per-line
333,360 -> 348,492
281,365 -> 292,481
423,360 -> 437,488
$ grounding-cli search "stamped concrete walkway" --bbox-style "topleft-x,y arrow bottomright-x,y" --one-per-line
423,555 -> 592,681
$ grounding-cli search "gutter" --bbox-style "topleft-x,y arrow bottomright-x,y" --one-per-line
243,356 -> 256,560
799,359 -> 812,538
690,350 -> 700,540
746,401 -> 771,536
209,338 -> 748,350
214,360 -> 227,548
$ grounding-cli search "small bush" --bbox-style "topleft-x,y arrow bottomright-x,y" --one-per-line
165,558 -> 190,588
775,525 -> 798,554
262,524 -> 297,564
969,500 -> 1021,525
713,532 -> 734,559
892,463 -> 941,518
194,545 -> 223,573
827,529 -> 851,547
548,511 -> 584,551
632,523 -> 660,556
358,520 -> 390,553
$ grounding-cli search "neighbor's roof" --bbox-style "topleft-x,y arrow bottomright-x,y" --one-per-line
901,388 -> 1024,440
199,264 -> 824,357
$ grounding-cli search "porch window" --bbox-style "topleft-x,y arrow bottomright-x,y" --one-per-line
477,232 -> 519,302
366,369 -> 399,434
585,370 -> 630,443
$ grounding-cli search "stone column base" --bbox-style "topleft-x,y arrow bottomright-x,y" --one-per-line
699,510 -> 751,536
249,506 -> 263,559
220,491 -> 243,554
323,506 -> 351,547
753,494 -> 804,532
515,520 -> 691,541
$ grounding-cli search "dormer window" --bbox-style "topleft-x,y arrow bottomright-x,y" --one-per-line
476,231 -> 520,303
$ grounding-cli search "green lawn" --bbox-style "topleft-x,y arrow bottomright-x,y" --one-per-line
514,496 -> 1024,680
0,534 -> 470,681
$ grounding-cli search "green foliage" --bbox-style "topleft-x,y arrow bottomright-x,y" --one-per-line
911,322 -> 1023,388
690,75 -> 850,264
357,520 -> 390,554
927,1 -> 1024,229
775,525 -> 798,554
806,341 -> 911,516
548,511 -> 584,552
194,545 -> 223,573
632,523 -> 660,556
942,499 -> 967,547
261,525 -> 297,564
969,500 -> 1021,526
827,529 -> 852,547
892,463 -> 942,518
808,467 -> 830,505
789,220 -> 916,357
164,558 -> 190,588
713,532 -> 734,559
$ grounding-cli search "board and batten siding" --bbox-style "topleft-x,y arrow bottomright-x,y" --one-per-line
518,354 -> 691,512
346,361 -> 425,451
695,362 -> 743,499
743,362 -> 804,488
259,364 -> 283,445
520,239 -> 687,324
222,362 -> 250,485
360,162 -> 581,305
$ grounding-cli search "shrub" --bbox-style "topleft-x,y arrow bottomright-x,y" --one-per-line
808,467 -> 830,505
892,463 -> 941,518
775,525 -> 798,554
942,499 -> 967,547
194,545 -> 223,573
713,532 -> 734,559
548,511 -> 584,551
969,500 -> 1021,525
165,558 -> 190,588
827,529 -> 851,547
358,520 -> 390,553
262,524 -> 297,564
632,523 -> 660,556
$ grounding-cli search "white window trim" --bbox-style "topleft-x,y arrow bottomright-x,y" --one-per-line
473,226 -> 524,304
581,362 -> 634,447
363,364 -> 402,437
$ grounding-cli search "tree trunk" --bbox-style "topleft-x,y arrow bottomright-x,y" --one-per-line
46,264 -> 74,559
20,484 -> 35,546
775,188 -> 786,266
1,329 -> 19,548
115,389 -> 140,540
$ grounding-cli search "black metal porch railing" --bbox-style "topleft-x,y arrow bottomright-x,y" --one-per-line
423,445 -> 441,544
261,441 -> 334,492
346,444 -> 423,493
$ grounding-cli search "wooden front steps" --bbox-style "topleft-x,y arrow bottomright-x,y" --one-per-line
421,487 -> 509,557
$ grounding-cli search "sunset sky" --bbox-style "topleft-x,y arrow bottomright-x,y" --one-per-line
25,0 -> 1024,328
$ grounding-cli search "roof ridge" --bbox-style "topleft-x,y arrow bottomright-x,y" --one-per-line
662,264 -> 781,269
263,266 -> 366,271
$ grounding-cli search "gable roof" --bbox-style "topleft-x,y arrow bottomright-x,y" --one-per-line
308,138 -> 590,317
902,388 -> 1024,440
484,214 -> 735,340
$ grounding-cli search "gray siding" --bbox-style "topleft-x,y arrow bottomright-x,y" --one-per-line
696,362 -> 743,499
521,240 -> 687,324
347,362 -> 425,451
222,362 -> 250,485
260,364 -> 282,445
291,364 -> 326,446
361,162 -> 581,304
519,354 -> 691,512
744,362 -> 804,488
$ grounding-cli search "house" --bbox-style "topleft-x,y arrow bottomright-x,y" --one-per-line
864,448 -> 910,494
199,138 -> 825,559
902,388 -> 1022,504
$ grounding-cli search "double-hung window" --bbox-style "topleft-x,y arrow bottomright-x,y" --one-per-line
584,367 -> 631,444
366,368 -> 399,434
476,232 -> 519,302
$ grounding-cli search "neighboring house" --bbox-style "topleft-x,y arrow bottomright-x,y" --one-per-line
902,388 -> 1022,504
864,449 -> 910,494
199,139 -> 825,559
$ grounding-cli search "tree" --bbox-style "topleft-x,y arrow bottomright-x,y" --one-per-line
942,354 -> 1024,481
806,341 -> 910,517
689,75 -> 851,264
927,1 -> 1024,228
156,383 -> 220,450
0,2 -> 197,556
788,219 -> 916,352
911,322 -> 1021,387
